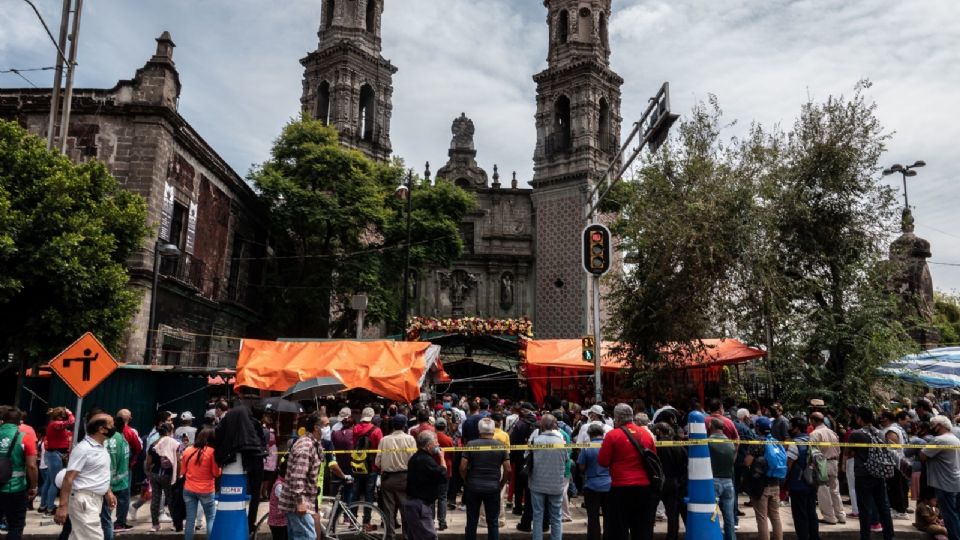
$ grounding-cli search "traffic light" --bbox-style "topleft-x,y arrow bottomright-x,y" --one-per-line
582,224 -> 611,275
582,336 -> 595,362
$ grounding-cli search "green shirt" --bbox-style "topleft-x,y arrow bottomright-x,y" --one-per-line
0,424 -> 26,493
708,433 -> 735,479
106,432 -> 131,491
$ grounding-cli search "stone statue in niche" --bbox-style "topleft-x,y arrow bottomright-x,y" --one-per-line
450,270 -> 478,308
500,273 -> 514,310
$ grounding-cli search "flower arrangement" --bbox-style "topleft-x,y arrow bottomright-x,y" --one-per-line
406,316 -> 534,341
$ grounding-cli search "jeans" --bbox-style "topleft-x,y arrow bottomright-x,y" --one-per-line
285,511 -> 316,540
854,476 -> 893,540
583,488 -> 608,540
183,489 -> 216,540
149,473 -> 173,526
607,485 -> 658,540
937,489 -> 960,540
351,472 -> 379,524
434,478 -> 449,526
845,459 -> 859,515
751,484 -> 782,540
789,490 -> 820,540
100,496 -> 114,540
464,489 -> 500,540
0,490 -> 27,540
43,450 -> 66,510
714,478 -> 736,540
113,486 -> 131,527
531,491 -> 562,540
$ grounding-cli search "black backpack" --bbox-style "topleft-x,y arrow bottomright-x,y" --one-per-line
0,432 -> 22,489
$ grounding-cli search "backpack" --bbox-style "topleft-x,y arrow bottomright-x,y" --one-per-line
620,426 -> 665,492
0,432 -> 21,489
802,445 -> 829,487
763,436 -> 788,479
350,432 -> 374,475
863,428 -> 896,479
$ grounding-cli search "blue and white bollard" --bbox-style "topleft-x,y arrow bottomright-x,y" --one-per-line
685,410 -> 722,540
210,460 -> 249,540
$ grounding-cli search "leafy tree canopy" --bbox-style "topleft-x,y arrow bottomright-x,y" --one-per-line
0,119 -> 147,361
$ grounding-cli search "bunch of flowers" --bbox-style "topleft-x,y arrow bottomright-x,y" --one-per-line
406,316 -> 533,341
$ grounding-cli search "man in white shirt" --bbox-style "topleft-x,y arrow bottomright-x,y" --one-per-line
174,411 -> 197,446
576,405 -> 612,444
55,413 -> 117,540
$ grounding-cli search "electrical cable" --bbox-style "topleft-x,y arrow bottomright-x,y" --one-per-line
19,0 -> 68,63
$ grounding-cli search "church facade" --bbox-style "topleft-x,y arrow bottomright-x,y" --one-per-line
303,0 -> 623,338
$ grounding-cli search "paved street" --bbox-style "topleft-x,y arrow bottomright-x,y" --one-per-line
19,494 -> 927,540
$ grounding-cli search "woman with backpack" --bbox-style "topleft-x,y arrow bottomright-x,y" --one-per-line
145,423 -> 179,532
180,428 -> 220,540
744,417 -> 785,540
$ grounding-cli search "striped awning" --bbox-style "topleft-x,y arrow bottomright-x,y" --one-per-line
882,347 -> 960,388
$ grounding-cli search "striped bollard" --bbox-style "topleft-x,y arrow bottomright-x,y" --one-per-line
685,410 -> 722,540
210,460 -> 249,540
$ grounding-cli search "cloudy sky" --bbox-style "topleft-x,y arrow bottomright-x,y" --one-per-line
3,0 -> 959,290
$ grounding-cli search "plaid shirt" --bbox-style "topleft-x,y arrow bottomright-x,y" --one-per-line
278,435 -> 323,513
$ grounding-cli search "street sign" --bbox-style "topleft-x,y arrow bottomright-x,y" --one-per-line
582,336 -> 595,362
48,332 -> 119,398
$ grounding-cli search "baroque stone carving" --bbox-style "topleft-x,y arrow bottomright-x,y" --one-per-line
451,112 -> 475,151
500,272 -> 514,310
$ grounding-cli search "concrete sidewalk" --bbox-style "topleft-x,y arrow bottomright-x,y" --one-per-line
19,494 -> 926,540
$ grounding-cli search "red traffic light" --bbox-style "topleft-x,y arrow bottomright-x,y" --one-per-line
582,224 -> 611,276
591,232 -> 603,242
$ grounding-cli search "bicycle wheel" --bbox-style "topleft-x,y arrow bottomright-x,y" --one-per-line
328,501 -> 387,540
250,512 -> 271,540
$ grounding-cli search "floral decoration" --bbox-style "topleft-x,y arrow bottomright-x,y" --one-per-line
406,316 -> 534,342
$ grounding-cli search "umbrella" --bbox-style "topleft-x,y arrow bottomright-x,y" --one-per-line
261,396 -> 304,414
282,376 -> 346,401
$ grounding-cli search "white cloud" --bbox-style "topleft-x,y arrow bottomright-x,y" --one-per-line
2,0 -> 959,291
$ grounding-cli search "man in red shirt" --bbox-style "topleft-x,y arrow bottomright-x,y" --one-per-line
707,398 -> 741,443
351,407 -> 383,531
598,403 -> 658,539
116,409 -> 143,465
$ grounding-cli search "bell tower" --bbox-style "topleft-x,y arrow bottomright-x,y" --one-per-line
300,0 -> 396,161
531,0 -> 623,338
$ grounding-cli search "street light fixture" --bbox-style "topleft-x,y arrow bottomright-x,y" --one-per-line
145,240 -> 181,364
395,163 -> 429,340
883,160 -> 926,209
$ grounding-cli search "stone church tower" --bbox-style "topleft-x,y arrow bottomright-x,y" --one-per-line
300,0 -> 396,161
532,0 -> 623,338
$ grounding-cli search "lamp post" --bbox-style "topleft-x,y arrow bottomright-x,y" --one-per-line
883,160 -> 926,209
395,163 -> 429,340
145,240 -> 181,364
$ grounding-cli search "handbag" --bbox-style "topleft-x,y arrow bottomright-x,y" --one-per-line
620,426 -> 665,492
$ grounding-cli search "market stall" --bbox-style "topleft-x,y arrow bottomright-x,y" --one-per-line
882,347 -> 960,388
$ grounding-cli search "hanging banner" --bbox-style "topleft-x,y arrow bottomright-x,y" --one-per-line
185,200 -> 198,254
159,182 -> 175,240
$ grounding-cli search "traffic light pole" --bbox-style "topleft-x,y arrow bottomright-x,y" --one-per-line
592,273 -> 602,404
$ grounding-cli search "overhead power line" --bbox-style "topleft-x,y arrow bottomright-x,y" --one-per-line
20,0 -> 68,63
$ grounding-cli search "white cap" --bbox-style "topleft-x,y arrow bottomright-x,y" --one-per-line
338,407 -> 352,420
180,411 -> 195,421
360,407 -> 375,422
588,404 -> 604,417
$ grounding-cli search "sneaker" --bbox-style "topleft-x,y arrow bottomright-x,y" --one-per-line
736,509 -> 746,517
871,523 -> 883,532
735,523 -> 741,530
562,517 -> 573,523
114,524 -> 133,533
151,525 -> 162,533
893,512 -> 909,520
128,507 -> 138,522
437,523 -> 448,531
159,512 -> 172,523
516,523 -> 532,532
780,501 -> 790,507
848,512 -> 859,519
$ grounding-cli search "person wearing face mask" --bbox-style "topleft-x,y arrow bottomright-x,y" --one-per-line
920,415 -> 960,540
402,431 -> 448,540
54,413 -> 118,540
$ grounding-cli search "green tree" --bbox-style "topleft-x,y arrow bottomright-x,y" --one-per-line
933,292 -> 960,345
0,119 -> 147,364
251,117 -> 473,338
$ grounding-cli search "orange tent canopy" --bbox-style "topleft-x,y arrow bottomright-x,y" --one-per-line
235,339 -> 438,403
525,338 -> 765,371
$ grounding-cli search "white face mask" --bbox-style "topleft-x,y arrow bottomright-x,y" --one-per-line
321,426 -> 332,441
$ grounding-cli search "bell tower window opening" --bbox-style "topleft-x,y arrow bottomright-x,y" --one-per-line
359,84 -> 376,142
558,10 -> 569,44
555,95 -> 571,152
316,81 -> 331,124
366,0 -> 376,33
325,0 -> 335,28
599,98 -> 610,151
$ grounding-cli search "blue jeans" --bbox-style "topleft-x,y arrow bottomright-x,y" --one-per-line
531,491 -> 562,540
184,489 -> 216,540
113,486 -> 130,527
351,473 -> 379,524
285,511 -> 316,540
42,450 -> 65,509
714,478 -> 736,540
100,497 -> 114,540
937,489 -> 960,540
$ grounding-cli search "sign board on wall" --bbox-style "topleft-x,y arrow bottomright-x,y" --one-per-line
185,201 -> 198,255
159,182 -> 175,240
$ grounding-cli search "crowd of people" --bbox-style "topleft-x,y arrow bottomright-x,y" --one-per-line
0,391 -> 959,540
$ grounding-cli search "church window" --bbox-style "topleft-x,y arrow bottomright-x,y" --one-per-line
325,0 -> 335,28
455,178 -> 471,189
599,98 -> 610,151
366,0 -> 376,33
359,84 -> 375,142
554,95 -> 572,152
558,10 -> 569,44
316,81 -> 331,124
599,12 -> 608,48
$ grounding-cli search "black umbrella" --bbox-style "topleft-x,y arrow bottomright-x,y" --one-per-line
261,396 -> 303,414
282,377 -> 346,402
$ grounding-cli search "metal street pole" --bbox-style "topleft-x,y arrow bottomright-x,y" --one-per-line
46,0 -> 70,149
592,274 -> 602,404
399,169 -> 413,340
58,0 -> 83,154
145,241 -> 162,364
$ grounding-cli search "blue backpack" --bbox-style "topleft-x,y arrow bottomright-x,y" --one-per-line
764,436 -> 788,479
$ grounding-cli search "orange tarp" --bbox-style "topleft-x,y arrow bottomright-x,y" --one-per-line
525,338 -> 765,370
236,339 -> 435,402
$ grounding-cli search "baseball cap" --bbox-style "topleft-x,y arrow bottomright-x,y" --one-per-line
180,411 -> 195,421
338,407 -> 352,420
809,398 -> 825,407
391,414 -> 408,429
360,407 -> 375,422
588,404 -> 604,416
755,416 -> 772,433
520,402 -> 535,412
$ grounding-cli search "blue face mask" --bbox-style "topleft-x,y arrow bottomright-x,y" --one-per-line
443,402 -> 452,410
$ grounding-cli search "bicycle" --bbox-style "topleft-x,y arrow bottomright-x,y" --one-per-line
251,487 -> 387,540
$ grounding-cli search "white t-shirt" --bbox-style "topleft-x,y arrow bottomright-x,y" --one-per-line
575,420 -> 612,444
175,426 -> 197,445
66,436 -> 111,495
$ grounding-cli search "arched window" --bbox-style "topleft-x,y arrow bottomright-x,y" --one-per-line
455,178 -> 471,189
325,0 -> 335,28
558,10 -> 569,44
555,95 -> 571,152
316,81 -> 331,124
359,84 -> 375,142
598,98 -> 610,151
365,0 -> 376,33
599,12 -> 608,48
